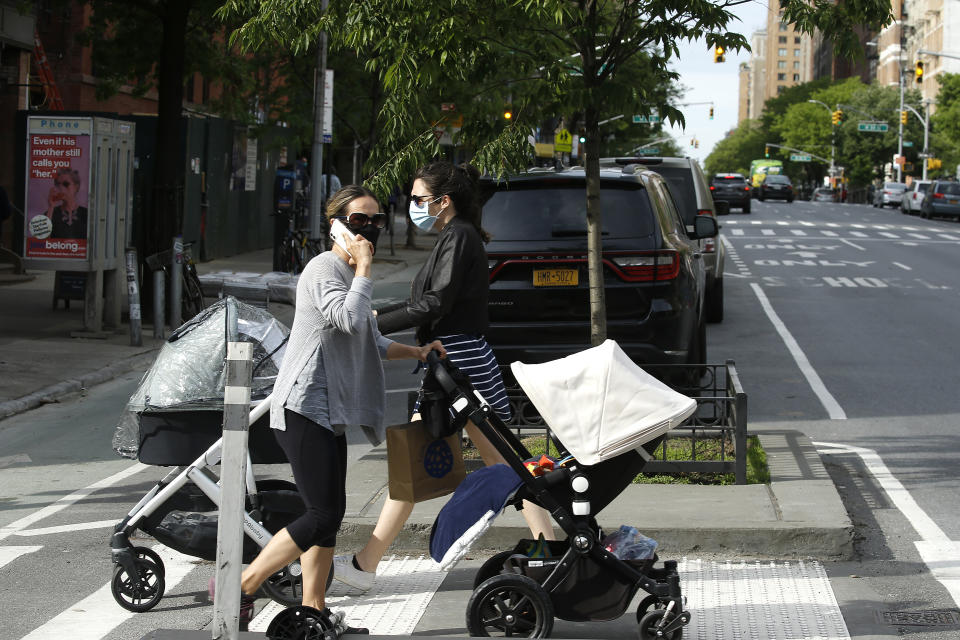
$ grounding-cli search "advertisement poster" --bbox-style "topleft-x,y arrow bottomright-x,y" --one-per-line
24,118 -> 91,260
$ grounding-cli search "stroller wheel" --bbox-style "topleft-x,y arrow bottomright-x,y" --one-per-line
473,551 -> 515,589
638,609 -> 684,640
111,558 -> 165,612
635,595 -> 667,622
467,574 -> 553,638
132,546 -> 165,577
266,605 -> 331,640
260,562 -> 333,607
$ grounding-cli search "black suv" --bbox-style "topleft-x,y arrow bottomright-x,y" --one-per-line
709,173 -> 751,213
480,165 -> 718,368
758,174 -> 795,202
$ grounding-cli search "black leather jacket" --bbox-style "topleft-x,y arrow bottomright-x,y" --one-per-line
377,216 -> 489,344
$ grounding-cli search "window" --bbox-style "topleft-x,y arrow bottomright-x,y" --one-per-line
777,85 -> 786,94
794,49 -> 801,57
779,22 -> 788,31
793,61 -> 800,69
779,36 -> 787,43
778,60 -> 787,69
794,37 -> 801,44
779,48 -> 787,56
777,73 -> 786,80
793,73 -> 800,81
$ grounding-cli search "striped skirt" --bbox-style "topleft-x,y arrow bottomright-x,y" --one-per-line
421,334 -> 512,421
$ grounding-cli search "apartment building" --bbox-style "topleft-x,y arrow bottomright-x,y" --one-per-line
902,0 -> 960,104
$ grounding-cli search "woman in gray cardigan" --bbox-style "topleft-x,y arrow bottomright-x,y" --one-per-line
231,185 -> 444,627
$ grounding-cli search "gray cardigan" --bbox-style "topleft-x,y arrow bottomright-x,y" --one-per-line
270,251 -> 394,444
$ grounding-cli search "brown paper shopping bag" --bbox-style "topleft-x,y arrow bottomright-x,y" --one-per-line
386,421 -> 466,503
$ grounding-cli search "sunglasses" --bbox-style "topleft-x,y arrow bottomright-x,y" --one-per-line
334,211 -> 388,230
410,194 -> 443,207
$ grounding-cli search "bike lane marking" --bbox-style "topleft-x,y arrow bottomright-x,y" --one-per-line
815,442 -> 960,608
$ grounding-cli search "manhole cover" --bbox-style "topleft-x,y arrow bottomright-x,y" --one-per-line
876,609 -> 960,626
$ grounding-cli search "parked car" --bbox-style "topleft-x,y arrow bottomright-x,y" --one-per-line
708,173 -> 751,213
873,182 -> 907,208
600,156 -> 725,323
480,165 -> 718,371
901,180 -> 932,215
919,180 -> 960,219
812,187 -> 837,203
758,174 -> 795,202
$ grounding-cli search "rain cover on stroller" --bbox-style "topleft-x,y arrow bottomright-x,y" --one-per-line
510,340 -> 697,465
112,297 -> 289,459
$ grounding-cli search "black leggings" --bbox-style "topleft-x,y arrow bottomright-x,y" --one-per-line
274,409 -> 348,551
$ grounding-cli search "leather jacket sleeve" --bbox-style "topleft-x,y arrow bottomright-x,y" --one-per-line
377,219 -> 488,340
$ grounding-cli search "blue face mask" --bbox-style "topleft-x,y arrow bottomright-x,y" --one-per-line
409,196 -> 441,232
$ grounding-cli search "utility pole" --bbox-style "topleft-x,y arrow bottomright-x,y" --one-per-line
309,0 -> 330,240
897,63 -> 905,183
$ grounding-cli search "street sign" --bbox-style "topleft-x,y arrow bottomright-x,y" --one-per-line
903,141 -> 914,147
554,129 -> 573,153
632,113 -> 661,124
790,154 -> 812,162
857,122 -> 888,133
636,147 -> 659,155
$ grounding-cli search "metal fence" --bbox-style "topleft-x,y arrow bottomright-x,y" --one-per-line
498,360 -> 749,484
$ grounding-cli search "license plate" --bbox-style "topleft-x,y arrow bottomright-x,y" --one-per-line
949,199 -> 958,205
533,268 -> 578,287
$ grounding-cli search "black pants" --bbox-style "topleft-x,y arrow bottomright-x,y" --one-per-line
274,409 -> 348,550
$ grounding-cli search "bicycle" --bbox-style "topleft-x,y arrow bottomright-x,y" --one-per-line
145,241 -> 206,321
275,207 -> 323,274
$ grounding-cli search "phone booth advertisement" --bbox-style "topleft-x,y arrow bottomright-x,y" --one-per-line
24,118 -> 92,260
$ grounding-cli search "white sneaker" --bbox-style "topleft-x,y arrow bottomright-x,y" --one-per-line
332,554 -> 375,593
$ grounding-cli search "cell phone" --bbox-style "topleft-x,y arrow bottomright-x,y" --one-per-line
329,218 -> 354,256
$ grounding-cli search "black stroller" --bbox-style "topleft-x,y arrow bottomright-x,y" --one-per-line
108,298 -> 308,612
425,340 -> 697,640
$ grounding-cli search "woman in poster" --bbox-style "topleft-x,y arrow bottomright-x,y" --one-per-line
45,168 -> 87,239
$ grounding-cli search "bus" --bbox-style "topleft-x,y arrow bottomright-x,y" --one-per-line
748,159 -> 784,196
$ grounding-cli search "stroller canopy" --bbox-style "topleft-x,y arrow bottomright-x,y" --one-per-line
510,340 -> 696,465
112,297 -> 289,459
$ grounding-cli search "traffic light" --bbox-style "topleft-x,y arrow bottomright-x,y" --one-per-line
695,140 -> 699,149
831,110 -> 840,125
927,158 -> 942,170
764,145 -> 770,158
690,138 -> 695,147
709,106 -> 714,120
714,46 -> 725,63
901,110 -> 908,125
503,105 -> 513,120
578,132 -> 586,144
916,61 -> 924,83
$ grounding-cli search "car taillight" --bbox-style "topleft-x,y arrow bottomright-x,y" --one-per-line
609,251 -> 679,282
744,186 -> 751,191
709,185 -> 715,191
933,193 -> 944,199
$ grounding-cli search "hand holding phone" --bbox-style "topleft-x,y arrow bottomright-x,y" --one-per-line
329,218 -> 354,256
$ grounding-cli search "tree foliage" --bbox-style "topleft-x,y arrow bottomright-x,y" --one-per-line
703,118 -> 765,177
931,73 -> 960,177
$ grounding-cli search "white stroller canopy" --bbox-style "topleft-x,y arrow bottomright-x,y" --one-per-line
510,340 -> 696,465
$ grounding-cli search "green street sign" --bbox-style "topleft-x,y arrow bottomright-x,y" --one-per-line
857,122 -> 889,133
790,154 -> 812,162
903,141 -> 914,147
632,114 -> 661,124
636,147 -> 659,155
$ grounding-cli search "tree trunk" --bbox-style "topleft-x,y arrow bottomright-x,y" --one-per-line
583,104 -> 606,346
148,0 -> 191,257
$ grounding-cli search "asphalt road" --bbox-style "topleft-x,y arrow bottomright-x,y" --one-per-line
4,197 -> 960,639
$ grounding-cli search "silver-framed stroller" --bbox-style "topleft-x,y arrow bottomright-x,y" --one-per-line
108,298 -> 308,612
426,340 -> 697,640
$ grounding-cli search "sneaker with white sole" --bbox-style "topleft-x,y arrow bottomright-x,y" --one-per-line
332,554 -> 375,593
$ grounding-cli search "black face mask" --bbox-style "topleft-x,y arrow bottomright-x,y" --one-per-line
355,226 -> 380,251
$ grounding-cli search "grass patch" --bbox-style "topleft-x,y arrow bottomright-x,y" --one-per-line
463,434 -> 769,485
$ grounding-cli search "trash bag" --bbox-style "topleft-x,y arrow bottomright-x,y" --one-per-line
601,525 -> 658,560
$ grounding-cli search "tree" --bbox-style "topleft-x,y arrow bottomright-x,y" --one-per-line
704,118 -> 765,176
220,0 -> 892,347
931,73 -> 960,176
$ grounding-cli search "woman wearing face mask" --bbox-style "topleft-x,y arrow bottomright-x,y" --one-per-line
226,185 -> 445,629
331,161 -> 555,594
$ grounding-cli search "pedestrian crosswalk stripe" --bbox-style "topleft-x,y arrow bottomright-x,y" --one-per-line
821,230 -> 838,236
761,229 -> 774,236
850,231 -> 868,237
940,234 -> 960,240
879,232 -> 899,238
0,545 -> 42,571
731,229 -> 744,236
908,233 -> 930,239
790,229 -> 807,236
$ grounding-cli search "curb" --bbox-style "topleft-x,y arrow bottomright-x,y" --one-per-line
0,349 -> 158,421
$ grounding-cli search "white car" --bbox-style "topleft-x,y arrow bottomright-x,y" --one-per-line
901,180 -> 932,215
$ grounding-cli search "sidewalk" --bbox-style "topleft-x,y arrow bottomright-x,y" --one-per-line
0,228 -> 853,560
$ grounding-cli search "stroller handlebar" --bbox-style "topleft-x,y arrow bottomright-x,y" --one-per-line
426,350 -> 459,396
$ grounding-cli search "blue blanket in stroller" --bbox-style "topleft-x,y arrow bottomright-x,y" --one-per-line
429,464 -> 523,569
